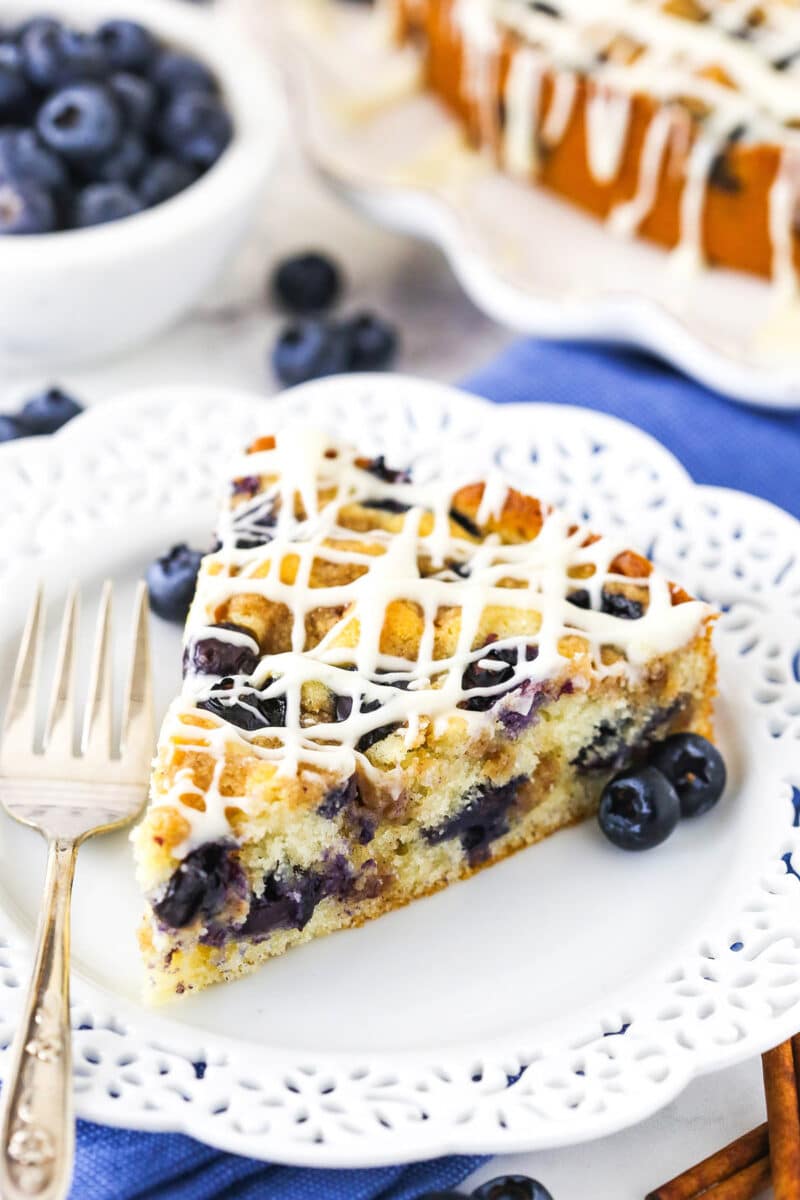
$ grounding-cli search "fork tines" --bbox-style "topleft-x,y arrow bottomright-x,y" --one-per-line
0,582 -> 154,780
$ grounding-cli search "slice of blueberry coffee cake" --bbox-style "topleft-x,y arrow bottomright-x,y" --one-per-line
133,428 -> 717,1000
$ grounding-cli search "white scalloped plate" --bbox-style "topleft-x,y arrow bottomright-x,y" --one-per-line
0,377 -> 799,1167
254,0 -> 800,410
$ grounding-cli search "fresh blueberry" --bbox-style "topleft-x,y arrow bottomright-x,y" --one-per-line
272,252 -> 342,313
184,622 -> 260,677
650,733 -> 726,818
146,544 -> 203,622
108,71 -> 157,132
138,155 -> 195,207
0,414 -> 25,442
96,20 -> 156,72
37,83 -> 122,163
272,319 -> 350,387
72,181 -> 142,228
0,44 -> 29,116
472,1178 -> 554,1200
92,133 -> 147,184
0,178 -> 55,234
12,17 -> 61,44
598,766 -> 680,851
18,387 -> 82,435
21,24 -> 107,89
0,128 -> 68,194
344,311 -> 398,371
151,50 -> 218,97
160,89 -> 232,168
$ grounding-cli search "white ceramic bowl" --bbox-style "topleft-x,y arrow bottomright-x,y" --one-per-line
0,0 -> 284,366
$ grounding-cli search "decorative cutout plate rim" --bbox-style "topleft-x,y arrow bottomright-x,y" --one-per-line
267,0 -> 800,410
0,375 -> 798,1167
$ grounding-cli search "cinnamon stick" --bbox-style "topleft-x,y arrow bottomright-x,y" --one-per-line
645,1123 -> 769,1200
762,1040 -> 800,1200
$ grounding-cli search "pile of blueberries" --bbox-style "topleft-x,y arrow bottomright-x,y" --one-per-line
598,733 -> 726,851
0,16 -> 232,232
271,251 -> 399,386
418,1175 -> 553,1200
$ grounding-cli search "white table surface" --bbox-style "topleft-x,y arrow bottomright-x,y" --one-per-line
0,137 -> 773,1199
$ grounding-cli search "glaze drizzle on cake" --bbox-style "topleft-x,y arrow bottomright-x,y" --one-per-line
134,426 -> 717,1000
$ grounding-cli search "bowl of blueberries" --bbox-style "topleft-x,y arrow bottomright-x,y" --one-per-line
0,0 -> 283,364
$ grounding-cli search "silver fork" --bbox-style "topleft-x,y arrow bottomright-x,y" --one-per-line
0,582 -> 154,1200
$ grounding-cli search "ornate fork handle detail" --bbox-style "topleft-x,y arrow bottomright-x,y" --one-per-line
0,838 -> 77,1200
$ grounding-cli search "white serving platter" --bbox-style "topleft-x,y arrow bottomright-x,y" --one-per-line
0,377 -> 797,1166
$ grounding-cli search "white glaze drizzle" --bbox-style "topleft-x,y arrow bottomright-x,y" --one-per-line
503,46 -> 545,176
608,108 -> 676,236
585,84 -> 633,184
158,428 -> 711,849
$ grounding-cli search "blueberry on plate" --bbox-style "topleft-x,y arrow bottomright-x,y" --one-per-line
0,414 -> 25,443
151,49 -> 218,97
18,387 -> 83,435
109,71 -> 157,132
138,156 -> 196,208
0,178 -> 56,234
72,181 -> 142,228
598,766 -> 680,851
92,133 -> 147,184
12,16 -> 61,44
0,128 -> 68,195
650,733 -> 726,818
472,1177 -> 555,1200
273,252 -> 342,313
160,89 -> 232,169
344,311 -> 398,371
146,545 -> 204,623
21,24 -> 107,89
37,83 -> 122,162
96,20 -> 156,73
272,319 -> 350,387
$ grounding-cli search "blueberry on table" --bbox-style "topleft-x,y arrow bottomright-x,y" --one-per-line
138,156 -> 196,207
92,133 -> 147,184
0,178 -> 55,234
0,414 -> 25,443
272,319 -> 351,387
21,24 -> 108,89
37,83 -> 123,162
344,311 -> 399,371
472,1177 -> 555,1200
0,129 -> 69,195
18,387 -> 83,435
97,20 -> 156,73
151,50 -> 218,97
599,766 -> 680,850
146,545 -> 203,623
109,71 -> 157,132
650,733 -> 726,818
160,90 -> 232,169
273,252 -> 342,313
72,182 -> 142,228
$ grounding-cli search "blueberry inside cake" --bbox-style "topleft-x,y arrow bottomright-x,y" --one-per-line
133,428 -> 717,1000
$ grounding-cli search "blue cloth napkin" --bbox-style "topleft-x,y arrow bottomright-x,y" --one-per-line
71,338 -> 800,1198
465,339 -> 800,519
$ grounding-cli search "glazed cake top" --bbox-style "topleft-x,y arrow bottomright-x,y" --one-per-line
458,0 -> 800,133
164,427 -> 711,788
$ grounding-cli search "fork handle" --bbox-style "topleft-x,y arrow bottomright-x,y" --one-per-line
0,838 -> 77,1200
